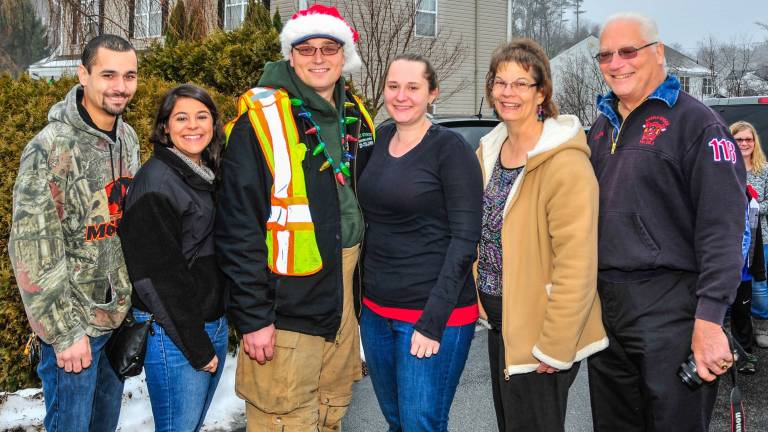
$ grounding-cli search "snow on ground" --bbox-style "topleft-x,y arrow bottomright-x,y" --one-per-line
0,353 -> 244,432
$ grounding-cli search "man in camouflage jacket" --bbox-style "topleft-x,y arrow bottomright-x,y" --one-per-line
8,35 -> 139,431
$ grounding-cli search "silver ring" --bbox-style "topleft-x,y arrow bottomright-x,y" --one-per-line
425,350 -> 432,356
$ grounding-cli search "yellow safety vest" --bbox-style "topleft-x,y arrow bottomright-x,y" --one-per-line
224,87 -> 322,276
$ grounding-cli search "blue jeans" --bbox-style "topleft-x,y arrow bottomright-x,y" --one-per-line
38,332 -> 124,432
133,309 -> 228,432
753,245 -> 768,318
360,305 -> 474,432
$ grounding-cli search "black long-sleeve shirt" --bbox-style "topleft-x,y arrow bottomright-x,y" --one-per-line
358,123 -> 483,341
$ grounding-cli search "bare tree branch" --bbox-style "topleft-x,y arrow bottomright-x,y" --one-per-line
44,0 -> 222,54
696,34 -> 758,97
341,0 -> 468,117
552,50 -> 606,126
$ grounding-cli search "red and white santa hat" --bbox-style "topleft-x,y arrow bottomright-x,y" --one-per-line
280,4 -> 362,73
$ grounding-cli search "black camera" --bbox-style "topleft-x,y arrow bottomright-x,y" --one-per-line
677,329 -> 744,390
677,353 -> 704,389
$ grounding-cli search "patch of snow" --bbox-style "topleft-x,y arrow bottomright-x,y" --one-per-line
0,353 -> 244,432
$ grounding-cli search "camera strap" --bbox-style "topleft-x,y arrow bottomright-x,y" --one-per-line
728,334 -> 746,432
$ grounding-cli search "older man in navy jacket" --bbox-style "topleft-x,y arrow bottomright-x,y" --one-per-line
587,12 -> 745,432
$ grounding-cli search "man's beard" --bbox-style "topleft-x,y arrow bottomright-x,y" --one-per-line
102,93 -> 131,116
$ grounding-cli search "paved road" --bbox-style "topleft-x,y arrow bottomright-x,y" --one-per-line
344,328 -> 768,432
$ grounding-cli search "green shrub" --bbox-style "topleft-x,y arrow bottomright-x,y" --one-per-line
140,18 -> 281,97
0,73 -> 235,392
0,74 -> 73,391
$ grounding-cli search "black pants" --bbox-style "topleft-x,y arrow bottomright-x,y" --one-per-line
731,280 -> 754,352
487,327 -> 580,432
588,271 -> 718,432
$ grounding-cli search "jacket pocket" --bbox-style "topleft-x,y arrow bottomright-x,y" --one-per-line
598,211 -> 660,270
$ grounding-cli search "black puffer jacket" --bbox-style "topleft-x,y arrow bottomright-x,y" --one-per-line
119,145 -> 226,369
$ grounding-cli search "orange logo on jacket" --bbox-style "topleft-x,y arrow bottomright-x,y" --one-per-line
85,177 -> 132,242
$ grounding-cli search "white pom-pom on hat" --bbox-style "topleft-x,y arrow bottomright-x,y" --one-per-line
280,4 -> 362,73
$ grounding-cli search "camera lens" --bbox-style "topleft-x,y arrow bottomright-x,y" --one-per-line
677,354 -> 703,390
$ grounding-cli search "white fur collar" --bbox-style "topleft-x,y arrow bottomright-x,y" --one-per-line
478,115 -> 583,215
479,115 -> 582,188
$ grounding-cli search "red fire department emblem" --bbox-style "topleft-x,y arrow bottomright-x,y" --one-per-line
592,130 -> 605,141
640,116 -> 670,145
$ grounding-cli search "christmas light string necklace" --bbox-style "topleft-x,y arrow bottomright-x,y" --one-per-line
290,97 -> 359,186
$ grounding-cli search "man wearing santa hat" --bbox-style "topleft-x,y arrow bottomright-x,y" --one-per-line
215,4 -> 376,431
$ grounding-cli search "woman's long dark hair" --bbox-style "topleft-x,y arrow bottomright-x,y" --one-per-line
150,84 -> 225,176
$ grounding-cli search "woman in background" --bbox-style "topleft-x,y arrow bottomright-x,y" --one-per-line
731,120 -> 768,371
119,84 -> 228,432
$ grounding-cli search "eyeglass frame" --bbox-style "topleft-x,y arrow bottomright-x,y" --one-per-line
593,41 -> 658,64
490,78 -> 539,93
292,43 -> 343,57
735,137 -> 755,143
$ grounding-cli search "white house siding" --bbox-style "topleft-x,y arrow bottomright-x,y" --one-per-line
430,0 -> 474,116
271,0 -> 303,16
473,1 -> 507,118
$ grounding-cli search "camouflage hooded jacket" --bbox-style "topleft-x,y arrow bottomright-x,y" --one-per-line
9,85 -> 140,352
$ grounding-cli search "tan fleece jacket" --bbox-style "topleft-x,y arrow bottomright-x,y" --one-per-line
477,115 -> 608,377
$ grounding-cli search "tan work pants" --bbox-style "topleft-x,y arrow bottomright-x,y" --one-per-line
236,245 -> 362,431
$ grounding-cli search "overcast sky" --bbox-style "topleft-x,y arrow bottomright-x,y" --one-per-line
578,0 -> 768,54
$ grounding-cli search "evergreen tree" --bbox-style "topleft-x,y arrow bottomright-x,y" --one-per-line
243,0 -> 272,31
272,8 -> 283,32
165,0 -> 187,46
0,0 -> 49,76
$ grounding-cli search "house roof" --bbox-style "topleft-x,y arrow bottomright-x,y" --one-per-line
550,35 -> 600,67
664,47 -> 709,76
27,54 -> 81,80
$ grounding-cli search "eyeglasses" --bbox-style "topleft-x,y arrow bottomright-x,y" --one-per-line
491,78 -> 538,93
594,41 -> 658,64
735,138 -> 755,144
292,44 -> 342,57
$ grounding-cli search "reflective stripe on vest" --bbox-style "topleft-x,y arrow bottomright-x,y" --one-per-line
224,87 -> 323,276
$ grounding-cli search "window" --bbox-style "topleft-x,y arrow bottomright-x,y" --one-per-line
415,0 -> 437,37
679,76 -> 690,93
224,0 -> 248,30
703,77 -> 714,96
134,0 -> 162,38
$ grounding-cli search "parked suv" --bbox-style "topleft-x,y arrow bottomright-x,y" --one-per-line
379,115 -> 500,150
705,96 -> 768,153
430,116 -> 500,150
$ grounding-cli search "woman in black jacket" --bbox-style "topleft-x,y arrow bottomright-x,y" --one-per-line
119,84 -> 227,432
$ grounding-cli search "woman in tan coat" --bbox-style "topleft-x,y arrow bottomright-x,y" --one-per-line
476,38 -> 608,432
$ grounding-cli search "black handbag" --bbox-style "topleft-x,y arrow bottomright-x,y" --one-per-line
105,312 -> 154,380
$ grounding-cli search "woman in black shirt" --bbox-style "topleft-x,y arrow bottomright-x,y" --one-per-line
357,54 -> 483,431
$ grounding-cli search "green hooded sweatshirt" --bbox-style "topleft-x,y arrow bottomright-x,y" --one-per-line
259,60 -> 364,247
